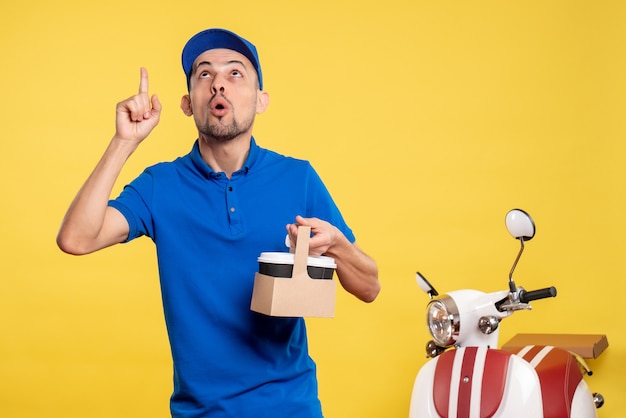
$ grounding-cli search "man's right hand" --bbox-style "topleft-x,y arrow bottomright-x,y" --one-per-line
57,68 -> 161,255
114,67 -> 162,143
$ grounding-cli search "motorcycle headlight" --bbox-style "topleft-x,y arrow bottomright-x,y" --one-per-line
426,295 -> 460,347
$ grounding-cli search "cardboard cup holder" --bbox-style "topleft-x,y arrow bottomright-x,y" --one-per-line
250,226 -> 337,317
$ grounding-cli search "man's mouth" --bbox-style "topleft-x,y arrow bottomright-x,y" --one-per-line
210,97 -> 230,117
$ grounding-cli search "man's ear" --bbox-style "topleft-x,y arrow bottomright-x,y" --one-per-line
256,91 -> 270,114
180,94 -> 193,116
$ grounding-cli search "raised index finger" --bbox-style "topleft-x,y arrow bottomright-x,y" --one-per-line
138,67 -> 149,94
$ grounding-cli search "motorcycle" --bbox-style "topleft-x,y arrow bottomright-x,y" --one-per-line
409,209 -> 604,418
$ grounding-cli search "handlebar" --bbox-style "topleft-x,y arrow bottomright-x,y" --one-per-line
519,286 -> 557,303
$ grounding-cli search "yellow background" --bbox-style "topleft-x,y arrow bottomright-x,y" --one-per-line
1,0 -> 624,416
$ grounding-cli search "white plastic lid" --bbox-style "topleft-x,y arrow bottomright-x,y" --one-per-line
258,252 -> 336,269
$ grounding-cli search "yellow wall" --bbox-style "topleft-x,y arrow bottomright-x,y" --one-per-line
1,0 -> 624,416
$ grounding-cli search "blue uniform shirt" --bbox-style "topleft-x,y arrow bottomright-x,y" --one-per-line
109,138 -> 354,417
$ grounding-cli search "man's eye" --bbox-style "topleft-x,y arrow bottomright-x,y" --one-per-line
231,70 -> 242,77
200,71 -> 210,78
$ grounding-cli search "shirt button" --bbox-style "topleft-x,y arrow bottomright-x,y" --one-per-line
230,207 -> 236,213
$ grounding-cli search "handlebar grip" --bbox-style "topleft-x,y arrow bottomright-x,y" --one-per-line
519,286 -> 557,303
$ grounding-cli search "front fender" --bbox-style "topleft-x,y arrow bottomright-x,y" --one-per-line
409,347 -> 543,418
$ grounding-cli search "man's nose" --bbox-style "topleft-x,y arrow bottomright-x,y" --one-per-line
211,76 -> 225,94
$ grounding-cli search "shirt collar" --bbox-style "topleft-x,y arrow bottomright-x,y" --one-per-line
190,137 -> 260,179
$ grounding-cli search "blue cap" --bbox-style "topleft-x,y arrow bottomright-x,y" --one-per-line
182,28 -> 263,90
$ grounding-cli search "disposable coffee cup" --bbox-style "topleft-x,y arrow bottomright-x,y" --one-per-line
258,252 -> 336,280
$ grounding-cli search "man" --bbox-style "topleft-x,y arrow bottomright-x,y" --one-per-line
57,28 -> 380,417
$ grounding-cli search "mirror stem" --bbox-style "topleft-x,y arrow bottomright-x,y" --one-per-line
508,238 -> 525,292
